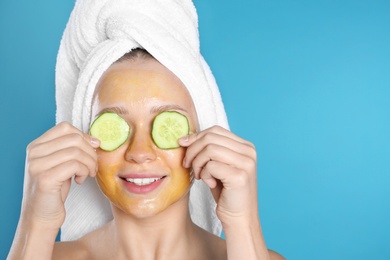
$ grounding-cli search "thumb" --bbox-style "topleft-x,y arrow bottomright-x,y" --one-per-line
84,133 -> 101,149
178,132 -> 197,147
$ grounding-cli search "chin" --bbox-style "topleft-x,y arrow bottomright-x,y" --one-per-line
109,190 -> 191,219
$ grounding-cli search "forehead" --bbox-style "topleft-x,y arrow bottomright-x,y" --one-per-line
96,58 -> 192,105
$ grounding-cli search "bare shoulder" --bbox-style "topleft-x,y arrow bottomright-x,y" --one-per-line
196,225 -> 285,260
268,249 -> 286,260
53,240 -> 90,260
53,223 -> 114,259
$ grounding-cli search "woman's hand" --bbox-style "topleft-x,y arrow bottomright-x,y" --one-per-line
179,125 -> 258,226
23,122 -> 100,229
179,126 -> 279,259
8,122 -> 100,259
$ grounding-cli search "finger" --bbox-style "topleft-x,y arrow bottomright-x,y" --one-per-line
196,165 -> 257,210
30,132 -> 99,161
30,147 -> 97,178
51,160 -> 91,185
199,161 -> 225,201
37,160 -> 91,193
30,122 -> 100,149
74,174 -> 89,185
200,161 -> 259,218
190,144 -> 255,179
182,133 -> 256,168
179,125 -> 254,148
31,122 -> 80,144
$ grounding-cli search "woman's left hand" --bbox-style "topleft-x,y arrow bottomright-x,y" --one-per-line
179,125 -> 259,225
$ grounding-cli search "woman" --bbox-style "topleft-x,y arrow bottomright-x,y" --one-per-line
8,0 -> 284,259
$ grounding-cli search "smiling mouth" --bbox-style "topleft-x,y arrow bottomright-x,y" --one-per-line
121,176 -> 166,186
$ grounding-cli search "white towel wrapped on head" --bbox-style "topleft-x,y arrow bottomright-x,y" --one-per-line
56,0 -> 229,241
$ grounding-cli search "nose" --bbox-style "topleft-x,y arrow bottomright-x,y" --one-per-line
124,127 -> 157,164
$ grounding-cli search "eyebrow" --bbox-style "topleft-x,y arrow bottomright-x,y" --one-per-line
96,104 -> 187,118
150,104 -> 188,114
97,106 -> 129,117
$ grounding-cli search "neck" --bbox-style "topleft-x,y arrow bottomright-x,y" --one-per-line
107,194 -> 197,260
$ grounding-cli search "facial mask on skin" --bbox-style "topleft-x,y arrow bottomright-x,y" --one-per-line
90,93 -> 194,218
90,111 -> 190,151
95,148 -> 193,218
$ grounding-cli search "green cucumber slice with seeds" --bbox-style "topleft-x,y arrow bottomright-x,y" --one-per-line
90,112 -> 130,151
152,111 -> 189,149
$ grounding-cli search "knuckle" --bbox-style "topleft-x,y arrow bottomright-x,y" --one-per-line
69,132 -> 84,142
202,161 -> 212,172
68,160 -> 83,174
247,141 -> 256,149
247,146 -> 257,160
209,125 -> 225,134
243,156 -> 257,172
27,160 -> 40,176
211,125 -> 222,131
191,157 -> 201,170
57,121 -> 75,134
37,173 -> 52,192
66,160 -> 83,178
26,142 -> 34,154
68,146 -> 83,158
248,157 -> 257,171
26,142 -> 39,160
234,170 -> 249,187
202,132 -> 217,144
87,163 -> 95,175
203,161 -> 217,174
241,141 -> 256,160
204,143 -> 217,153
207,160 -> 218,169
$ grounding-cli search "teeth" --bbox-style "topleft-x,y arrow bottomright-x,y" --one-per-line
125,177 -> 162,186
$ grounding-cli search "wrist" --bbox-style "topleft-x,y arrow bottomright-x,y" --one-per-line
23,228 -> 58,259
222,216 -> 262,238
8,216 -> 59,260
20,215 -> 59,258
219,209 -> 260,230
222,215 -> 270,260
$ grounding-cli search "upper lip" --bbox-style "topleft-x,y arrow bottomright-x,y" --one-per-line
119,173 -> 167,179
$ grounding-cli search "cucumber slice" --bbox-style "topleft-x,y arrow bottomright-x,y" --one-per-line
152,111 -> 189,149
90,112 -> 130,151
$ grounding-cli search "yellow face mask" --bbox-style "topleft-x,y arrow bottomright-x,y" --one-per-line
92,56 -> 198,218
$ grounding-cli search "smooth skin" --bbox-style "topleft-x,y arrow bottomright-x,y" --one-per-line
8,57 -> 284,260
93,59 -> 197,219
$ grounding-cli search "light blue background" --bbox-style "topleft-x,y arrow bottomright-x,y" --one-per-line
1,0 -> 389,259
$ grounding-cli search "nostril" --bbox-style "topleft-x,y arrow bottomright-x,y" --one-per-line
125,154 -> 153,163
124,149 -> 157,164
124,132 -> 157,163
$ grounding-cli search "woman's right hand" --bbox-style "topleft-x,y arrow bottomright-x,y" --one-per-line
22,122 -> 100,230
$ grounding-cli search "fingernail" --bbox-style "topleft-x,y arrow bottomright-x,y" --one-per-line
179,135 -> 189,143
90,137 -> 100,146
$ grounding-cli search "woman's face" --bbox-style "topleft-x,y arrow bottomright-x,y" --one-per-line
92,57 -> 198,218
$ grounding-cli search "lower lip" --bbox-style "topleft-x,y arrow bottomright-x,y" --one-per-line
121,177 -> 165,194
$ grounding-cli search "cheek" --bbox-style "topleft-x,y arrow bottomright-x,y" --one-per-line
162,148 -> 192,194
96,151 -> 121,198
161,148 -> 186,173
95,147 -> 192,217
167,167 -> 192,201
